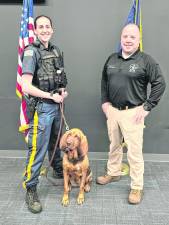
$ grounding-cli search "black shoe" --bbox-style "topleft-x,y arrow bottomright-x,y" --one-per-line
25,186 -> 42,213
53,168 -> 63,179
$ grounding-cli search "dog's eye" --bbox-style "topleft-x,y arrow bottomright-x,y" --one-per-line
64,147 -> 73,153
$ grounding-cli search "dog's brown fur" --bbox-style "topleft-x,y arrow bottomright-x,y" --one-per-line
60,128 -> 92,206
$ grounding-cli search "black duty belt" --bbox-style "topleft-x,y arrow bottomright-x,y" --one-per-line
112,103 -> 142,110
39,98 -> 56,104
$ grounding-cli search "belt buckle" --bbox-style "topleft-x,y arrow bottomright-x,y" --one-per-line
118,105 -> 128,110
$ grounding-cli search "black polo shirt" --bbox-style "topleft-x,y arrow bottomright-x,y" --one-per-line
101,50 -> 166,111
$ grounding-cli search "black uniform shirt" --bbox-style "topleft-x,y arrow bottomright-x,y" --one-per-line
101,50 -> 166,111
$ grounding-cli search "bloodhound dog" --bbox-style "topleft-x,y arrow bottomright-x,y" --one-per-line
60,128 -> 92,206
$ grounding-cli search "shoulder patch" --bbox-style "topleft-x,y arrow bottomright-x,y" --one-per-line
24,49 -> 34,57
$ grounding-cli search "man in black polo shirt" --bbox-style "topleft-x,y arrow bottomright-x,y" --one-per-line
96,23 -> 166,204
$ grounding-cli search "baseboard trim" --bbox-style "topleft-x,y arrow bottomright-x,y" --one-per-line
0,150 -> 169,162
88,152 -> 169,162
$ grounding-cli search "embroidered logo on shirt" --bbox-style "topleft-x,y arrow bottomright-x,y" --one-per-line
129,64 -> 139,73
24,49 -> 33,57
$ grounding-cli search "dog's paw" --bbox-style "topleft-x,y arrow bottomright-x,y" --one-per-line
77,193 -> 85,205
84,184 -> 91,192
62,194 -> 69,207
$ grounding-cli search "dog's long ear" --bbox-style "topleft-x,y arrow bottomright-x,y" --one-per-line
80,134 -> 88,156
59,132 -> 69,149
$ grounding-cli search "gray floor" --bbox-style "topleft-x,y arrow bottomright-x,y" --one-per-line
0,152 -> 169,225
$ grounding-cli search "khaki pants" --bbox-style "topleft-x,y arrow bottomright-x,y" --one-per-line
106,105 -> 145,190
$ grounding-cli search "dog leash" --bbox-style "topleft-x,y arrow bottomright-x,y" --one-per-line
60,101 -> 70,131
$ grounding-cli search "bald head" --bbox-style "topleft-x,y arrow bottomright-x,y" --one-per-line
121,23 -> 140,57
122,23 -> 140,36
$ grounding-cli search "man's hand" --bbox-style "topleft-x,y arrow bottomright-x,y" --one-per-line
102,102 -> 111,118
133,105 -> 150,124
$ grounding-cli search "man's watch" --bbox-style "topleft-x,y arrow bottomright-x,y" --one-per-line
143,104 -> 151,111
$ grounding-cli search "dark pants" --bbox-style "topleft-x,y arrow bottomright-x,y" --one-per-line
23,102 -> 62,188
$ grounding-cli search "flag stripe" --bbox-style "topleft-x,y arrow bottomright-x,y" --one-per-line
16,0 -> 35,136
139,8 -> 143,51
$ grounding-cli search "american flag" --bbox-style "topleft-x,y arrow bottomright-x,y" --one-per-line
16,0 -> 35,137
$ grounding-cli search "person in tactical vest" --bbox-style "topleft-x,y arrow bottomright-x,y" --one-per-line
21,15 -> 68,213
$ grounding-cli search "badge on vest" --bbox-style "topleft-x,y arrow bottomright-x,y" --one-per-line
24,49 -> 34,57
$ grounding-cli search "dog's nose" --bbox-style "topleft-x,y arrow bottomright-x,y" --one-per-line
63,147 -> 74,154
63,147 -> 70,153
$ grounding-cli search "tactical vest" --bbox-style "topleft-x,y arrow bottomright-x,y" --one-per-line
32,42 -> 67,92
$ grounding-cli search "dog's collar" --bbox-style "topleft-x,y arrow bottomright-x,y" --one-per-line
62,147 -> 85,164
68,155 -> 85,165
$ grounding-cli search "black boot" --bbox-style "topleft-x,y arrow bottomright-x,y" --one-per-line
52,158 -> 63,179
25,186 -> 42,213
53,166 -> 63,179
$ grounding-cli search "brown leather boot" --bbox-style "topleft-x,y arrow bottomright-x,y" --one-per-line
128,189 -> 143,204
96,174 -> 120,185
